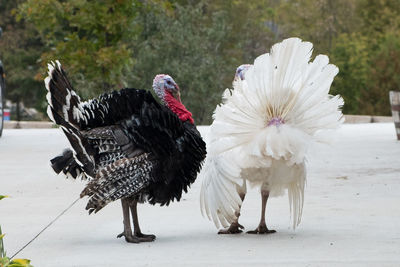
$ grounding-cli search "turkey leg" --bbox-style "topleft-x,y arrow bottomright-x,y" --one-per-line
117,198 -> 137,242
116,198 -> 155,243
218,192 -> 246,234
247,190 -> 276,234
129,198 -> 156,242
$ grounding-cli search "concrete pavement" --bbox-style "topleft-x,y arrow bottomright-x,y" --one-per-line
0,124 -> 399,266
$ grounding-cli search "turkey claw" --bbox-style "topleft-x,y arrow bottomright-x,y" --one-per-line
246,224 -> 276,235
218,222 -> 244,234
117,232 -> 156,243
135,232 -> 156,240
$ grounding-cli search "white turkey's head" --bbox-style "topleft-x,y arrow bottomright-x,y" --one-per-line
234,64 -> 252,81
153,74 -> 181,103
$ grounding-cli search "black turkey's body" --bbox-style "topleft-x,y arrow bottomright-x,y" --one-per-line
46,61 -> 206,242
80,115 -> 205,212
52,88 -> 205,210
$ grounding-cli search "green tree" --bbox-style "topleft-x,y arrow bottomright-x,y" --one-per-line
205,0 -> 277,63
9,0 -> 400,119
358,0 -> 400,41
276,0 -> 361,53
361,33 -> 400,115
130,1 -> 233,124
330,33 -> 370,114
0,1 -> 45,120
354,0 -> 400,114
19,0 -> 141,98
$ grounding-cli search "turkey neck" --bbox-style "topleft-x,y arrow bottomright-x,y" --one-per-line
163,91 -> 194,124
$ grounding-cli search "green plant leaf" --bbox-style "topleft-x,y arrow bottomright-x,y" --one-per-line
0,256 -> 10,266
8,258 -> 33,267
0,225 -> 5,258
0,196 -> 9,201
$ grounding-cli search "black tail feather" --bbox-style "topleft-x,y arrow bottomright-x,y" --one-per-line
50,149 -> 89,180
50,149 -> 74,174
45,61 -> 96,177
45,61 -> 82,129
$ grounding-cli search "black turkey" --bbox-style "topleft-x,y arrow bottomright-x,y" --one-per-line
46,61 -> 206,243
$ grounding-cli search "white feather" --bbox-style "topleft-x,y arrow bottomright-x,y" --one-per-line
63,91 -> 71,122
46,105 -> 55,123
44,76 -> 51,92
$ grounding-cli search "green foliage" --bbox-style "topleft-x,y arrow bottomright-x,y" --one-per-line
0,196 -> 33,267
130,2 -> 233,123
330,33 -> 370,114
0,1 -> 46,118
0,257 -> 33,267
18,0 -> 141,98
206,0 -> 276,61
362,33 -> 400,115
0,0 -> 398,119
0,226 -> 5,260
276,0 -> 361,53
358,0 -> 400,40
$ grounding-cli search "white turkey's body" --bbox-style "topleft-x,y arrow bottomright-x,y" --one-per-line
242,160 -> 305,194
200,37 -> 343,230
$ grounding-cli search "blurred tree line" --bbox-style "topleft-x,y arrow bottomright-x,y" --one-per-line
0,0 -> 399,123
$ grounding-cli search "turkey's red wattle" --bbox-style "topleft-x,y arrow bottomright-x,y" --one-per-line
164,91 -> 194,124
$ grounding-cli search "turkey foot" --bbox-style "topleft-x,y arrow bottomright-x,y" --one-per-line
247,223 -> 276,234
218,222 -> 244,234
135,232 -> 156,241
117,231 -> 156,243
118,198 -> 156,243
247,190 -> 276,234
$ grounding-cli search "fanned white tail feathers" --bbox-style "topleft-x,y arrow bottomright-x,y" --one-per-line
200,38 -> 343,229
288,168 -> 306,228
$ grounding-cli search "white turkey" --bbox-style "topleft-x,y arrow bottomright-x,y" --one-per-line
45,61 -> 206,242
200,37 -> 344,234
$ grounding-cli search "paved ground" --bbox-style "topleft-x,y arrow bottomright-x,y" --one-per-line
0,124 -> 399,267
